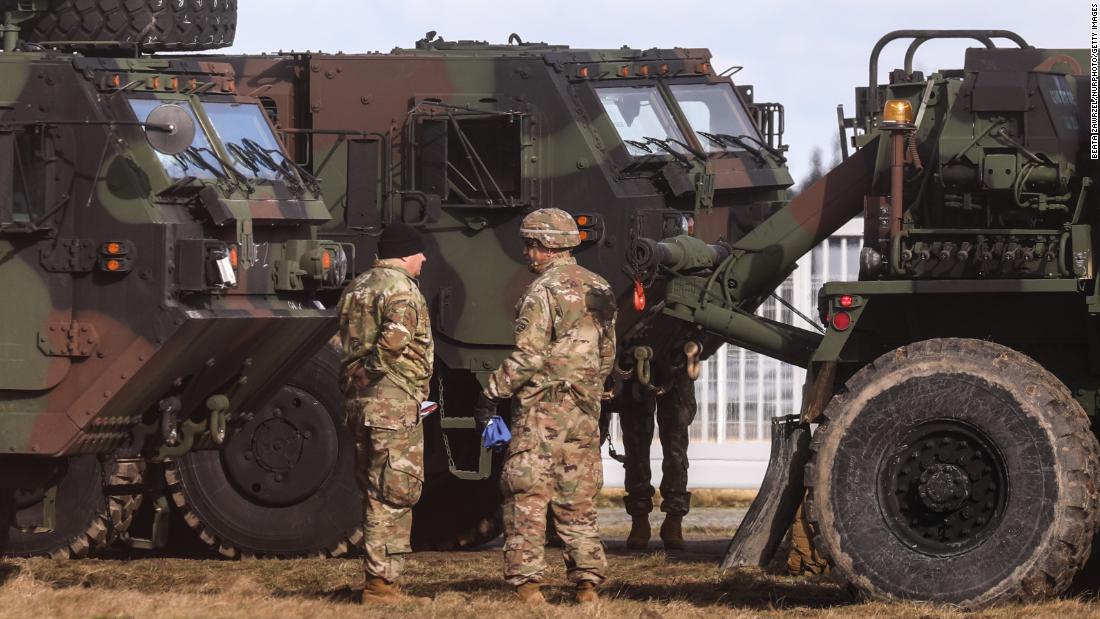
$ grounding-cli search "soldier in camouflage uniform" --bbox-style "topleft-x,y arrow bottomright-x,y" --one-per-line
474,208 -> 616,605
337,223 -> 433,604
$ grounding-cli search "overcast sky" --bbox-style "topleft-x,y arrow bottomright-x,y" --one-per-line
224,0 -> 1089,185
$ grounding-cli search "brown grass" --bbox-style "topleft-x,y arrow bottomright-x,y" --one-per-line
0,540 -> 1096,618
596,488 -> 757,509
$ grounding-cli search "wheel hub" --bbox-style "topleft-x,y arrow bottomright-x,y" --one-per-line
222,385 -> 340,507
879,420 -> 1007,556
918,464 -> 970,511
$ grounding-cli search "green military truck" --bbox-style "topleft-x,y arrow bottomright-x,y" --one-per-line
634,30 -> 1098,607
154,34 -> 796,556
0,0 -> 348,557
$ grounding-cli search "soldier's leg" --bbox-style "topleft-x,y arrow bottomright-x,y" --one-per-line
787,493 -> 829,575
618,386 -> 656,518
360,422 -> 425,583
551,427 -> 607,585
655,370 -> 696,549
501,417 -> 554,586
655,370 -> 696,517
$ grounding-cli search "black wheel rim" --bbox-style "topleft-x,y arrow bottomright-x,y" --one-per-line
878,419 -> 1009,556
221,384 -> 339,507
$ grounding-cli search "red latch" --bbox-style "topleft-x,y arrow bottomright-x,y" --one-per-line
633,280 -> 646,312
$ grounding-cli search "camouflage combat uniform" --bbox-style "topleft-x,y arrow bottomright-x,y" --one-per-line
487,252 -> 617,587
338,260 -> 433,583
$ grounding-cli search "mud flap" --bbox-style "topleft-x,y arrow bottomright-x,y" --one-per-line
720,414 -> 811,569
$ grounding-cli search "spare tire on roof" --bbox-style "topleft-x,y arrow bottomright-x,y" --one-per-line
15,0 -> 236,53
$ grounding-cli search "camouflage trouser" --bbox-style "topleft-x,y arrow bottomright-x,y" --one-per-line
787,495 -> 829,575
619,370 -> 696,517
501,394 -> 606,586
348,393 -> 424,583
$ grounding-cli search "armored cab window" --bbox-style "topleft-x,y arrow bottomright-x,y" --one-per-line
668,83 -> 760,153
595,86 -> 689,157
204,101 -> 290,182
128,98 -> 222,180
10,126 -> 50,222
414,112 -> 525,206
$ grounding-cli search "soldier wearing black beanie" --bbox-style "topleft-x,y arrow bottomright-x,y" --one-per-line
378,223 -> 426,260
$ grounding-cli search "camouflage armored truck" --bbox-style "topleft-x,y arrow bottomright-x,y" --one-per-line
0,0 -> 348,558
633,30 -> 1098,607
138,34 -> 794,557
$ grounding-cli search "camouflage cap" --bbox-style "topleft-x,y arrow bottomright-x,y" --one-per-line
519,208 -> 580,249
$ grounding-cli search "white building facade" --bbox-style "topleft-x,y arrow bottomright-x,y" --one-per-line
603,218 -> 865,488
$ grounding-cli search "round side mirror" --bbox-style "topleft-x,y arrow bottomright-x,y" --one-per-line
144,104 -> 196,155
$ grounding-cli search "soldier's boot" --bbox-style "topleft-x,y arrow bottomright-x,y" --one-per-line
625,515 -> 651,550
660,514 -> 685,550
361,576 -> 429,604
575,581 -> 598,604
515,582 -> 546,605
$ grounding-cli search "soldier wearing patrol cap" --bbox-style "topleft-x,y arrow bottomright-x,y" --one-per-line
474,208 -> 617,605
337,222 -> 433,604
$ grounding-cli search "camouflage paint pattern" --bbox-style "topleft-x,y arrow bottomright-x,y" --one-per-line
487,252 -> 614,585
213,41 -> 792,378
0,51 -> 344,460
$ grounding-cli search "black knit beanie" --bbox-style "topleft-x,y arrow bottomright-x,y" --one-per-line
378,223 -> 426,259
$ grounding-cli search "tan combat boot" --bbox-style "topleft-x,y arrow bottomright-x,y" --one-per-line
625,514 -> 651,550
660,514 -> 685,550
575,581 -> 598,604
362,576 -> 429,604
515,582 -> 546,604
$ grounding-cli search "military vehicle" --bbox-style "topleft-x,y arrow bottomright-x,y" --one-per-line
632,30 -> 1097,606
0,0 -> 349,558
140,35 -> 795,557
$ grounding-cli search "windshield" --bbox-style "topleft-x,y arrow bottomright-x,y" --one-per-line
129,98 -> 222,179
204,101 -> 289,181
669,83 -> 760,153
595,86 -> 689,157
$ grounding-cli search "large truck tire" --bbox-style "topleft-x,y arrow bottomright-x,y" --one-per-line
807,338 -> 1100,608
17,0 -> 236,52
167,344 -> 363,558
5,457 -> 144,559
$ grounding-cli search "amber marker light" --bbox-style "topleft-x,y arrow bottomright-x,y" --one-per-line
576,215 -> 590,226
639,65 -> 650,77
619,65 -> 631,77
577,66 -> 589,78
150,76 -> 161,89
579,230 -> 590,241
322,251 -> 332,270
105,242 -> 122,254
881,99 -> 914,127
659,63 -> 669,74
697,62 -> 711,74
229,246 -> 239,269
105,259 -> 122,272
169,77 -> 179,91
110,74 -> 122,88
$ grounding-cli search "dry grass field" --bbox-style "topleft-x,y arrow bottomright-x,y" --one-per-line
0,492 -> 1096,618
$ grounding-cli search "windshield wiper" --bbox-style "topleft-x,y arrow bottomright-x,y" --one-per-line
186,145 -> 254,194
226,142 -> 263,174
242,138 -> 322,195
710,132 -> 787,164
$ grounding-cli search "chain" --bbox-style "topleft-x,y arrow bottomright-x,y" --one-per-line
436,373 -> 460,472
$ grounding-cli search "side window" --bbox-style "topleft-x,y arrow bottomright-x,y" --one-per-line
12,126 -> 50,223
413,113 -> 525,207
